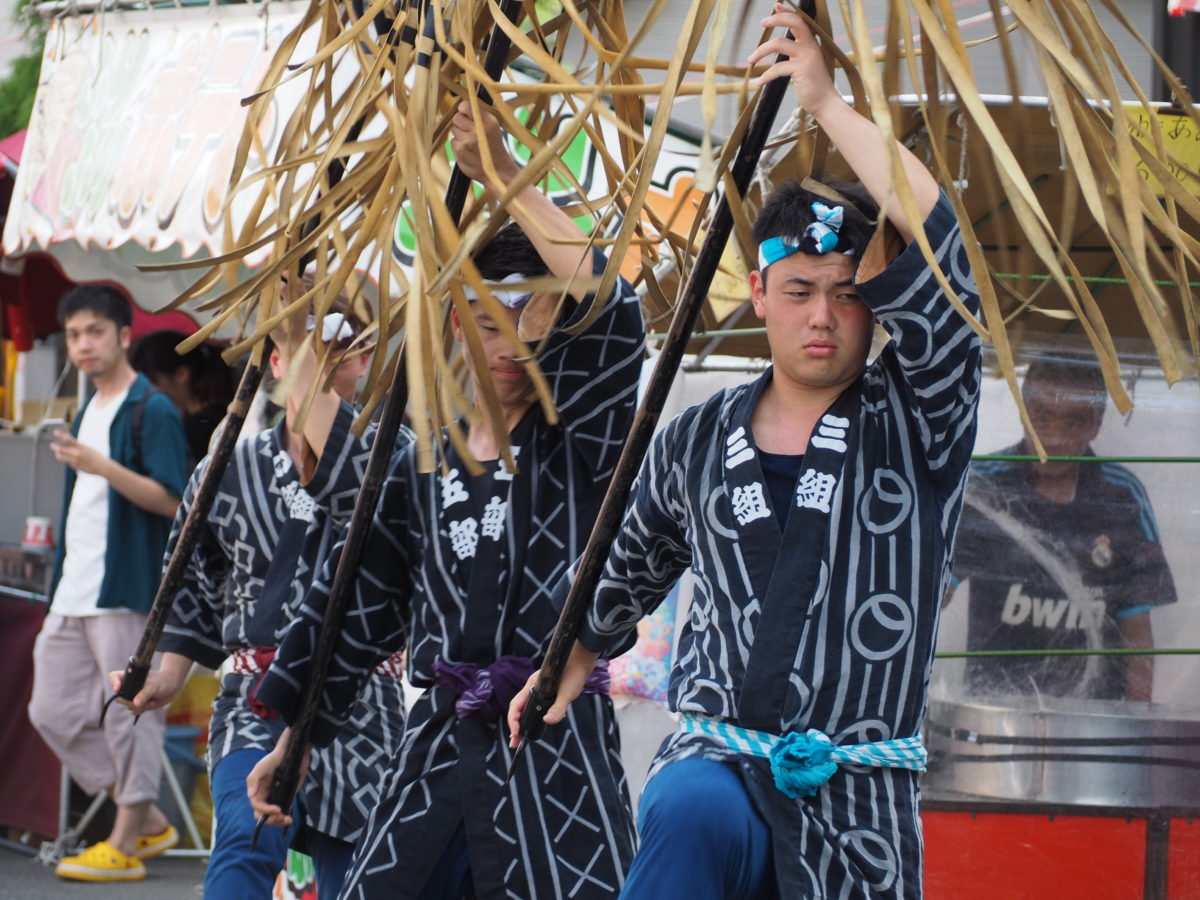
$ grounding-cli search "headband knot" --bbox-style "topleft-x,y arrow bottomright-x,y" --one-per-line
306,312 -> 356,343
463,272 -> 533,309
802,202 -> 851,255
757,202 -> 855,272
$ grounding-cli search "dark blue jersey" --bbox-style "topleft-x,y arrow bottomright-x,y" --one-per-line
953,448 -> 1176,699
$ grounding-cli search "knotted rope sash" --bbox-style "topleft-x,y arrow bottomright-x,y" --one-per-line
435,656 -> 610,722
679,712 -> 926,799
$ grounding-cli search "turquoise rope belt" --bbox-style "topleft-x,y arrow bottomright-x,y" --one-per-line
678,712 -> 927,799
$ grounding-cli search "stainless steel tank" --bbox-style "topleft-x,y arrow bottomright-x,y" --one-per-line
923,692 -> 1200,808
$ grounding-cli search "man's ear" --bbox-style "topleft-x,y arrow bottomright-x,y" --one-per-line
749,269 -> 767,320
268,347 -> 282,379
119,325 -> 133,351
450,305 -> 464,342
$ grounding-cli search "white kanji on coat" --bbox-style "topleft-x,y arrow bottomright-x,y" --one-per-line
448,518 -> 479,559
280,481 -> 316,523
731,482 -> 771,525
440,469 -> 470,508
480,496 -> 507,540
795,469 -> 838,513
725,426 -> 755,469
494,447 -> 520,482
811,414 -> 850,453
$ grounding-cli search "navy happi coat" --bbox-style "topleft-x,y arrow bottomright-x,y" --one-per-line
582,195 -> 982,899
160,403 -> 410,842
257,252 -> 645,899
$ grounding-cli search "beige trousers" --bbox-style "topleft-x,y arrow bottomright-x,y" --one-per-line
28,612 -> 166,807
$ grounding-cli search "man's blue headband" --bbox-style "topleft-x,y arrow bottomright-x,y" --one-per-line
757,202 -> 855,271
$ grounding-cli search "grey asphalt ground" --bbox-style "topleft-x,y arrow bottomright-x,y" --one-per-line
0,844 -> 206,899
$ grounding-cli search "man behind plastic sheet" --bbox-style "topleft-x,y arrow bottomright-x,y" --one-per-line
949,353 -> 1177,701
29,284 -> 189,882
510,6 -> 983,897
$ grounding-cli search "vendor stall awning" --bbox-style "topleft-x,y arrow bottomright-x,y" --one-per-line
0,129 -> 24,178
0,2 -> 315,337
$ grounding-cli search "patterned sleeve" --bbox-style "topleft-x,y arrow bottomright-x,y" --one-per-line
255,452 -> 414,746
534,248 -> 645,483
857,193 -> 983,486
577,415 -> 694,659
158,458 -> 233,669
1101,463 -> 1178,618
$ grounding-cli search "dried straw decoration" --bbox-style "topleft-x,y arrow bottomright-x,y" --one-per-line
164,0 -> 1199,467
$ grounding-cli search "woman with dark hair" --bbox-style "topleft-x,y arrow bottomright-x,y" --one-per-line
130,331 -> 235,464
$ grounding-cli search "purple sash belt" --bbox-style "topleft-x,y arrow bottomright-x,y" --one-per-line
433,655 -> 610,722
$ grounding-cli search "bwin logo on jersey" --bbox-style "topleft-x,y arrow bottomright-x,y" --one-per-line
1001,583 -> 1106,630
725,426 -> 755,469
811,415 -> 850,453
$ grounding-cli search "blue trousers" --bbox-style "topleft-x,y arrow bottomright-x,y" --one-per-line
307,830 -> 357,899
417,821 -> 472,899
621,758 -> 776,900
206,748 -> 299,899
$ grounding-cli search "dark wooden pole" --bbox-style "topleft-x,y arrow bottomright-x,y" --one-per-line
508,19 -> 806,776
252,0 -> 524,845
101,342 -> 269,723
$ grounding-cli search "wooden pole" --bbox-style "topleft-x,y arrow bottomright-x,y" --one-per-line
508,17 -> 805,777
252,0 -> 525,845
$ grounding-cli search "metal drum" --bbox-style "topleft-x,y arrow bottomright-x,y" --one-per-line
923,692 -> 1200,808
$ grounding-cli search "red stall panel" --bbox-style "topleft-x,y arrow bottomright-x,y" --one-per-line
1169,818 -> 1200,898
923,809 -> 1146,899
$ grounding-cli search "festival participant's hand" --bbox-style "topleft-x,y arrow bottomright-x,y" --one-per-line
507,641 -> 601,749
748,3 -> 839,117
450,100 -> 521,194
50,430 -> 108,477
107,662 -> 189,715
246,728 -> 311,827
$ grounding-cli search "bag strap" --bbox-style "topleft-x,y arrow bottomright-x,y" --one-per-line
129,385 -> 163,475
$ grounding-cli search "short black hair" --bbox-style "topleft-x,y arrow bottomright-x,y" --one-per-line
131,330 -> 236,408
1022,352 -> 1108,420
753,179 -> 879,272
471,221 -> 550,281
57,284 -> 133,330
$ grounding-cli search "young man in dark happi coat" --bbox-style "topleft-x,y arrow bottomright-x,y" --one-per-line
246,103 -> 643,898
110,296 -> 410,898
511,10 -> 982,899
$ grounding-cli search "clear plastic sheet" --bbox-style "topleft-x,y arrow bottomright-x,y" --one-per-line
928,339 -> 1200,807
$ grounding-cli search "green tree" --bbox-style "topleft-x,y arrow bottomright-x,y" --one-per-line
0,0 -> 44,137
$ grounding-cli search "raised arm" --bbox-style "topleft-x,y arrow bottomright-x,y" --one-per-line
450,101 -> 591,294
749,4 -> 939,240
270,283 -> 347,466
452,102 -> 645,479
